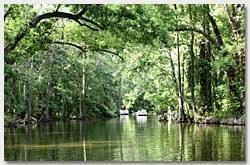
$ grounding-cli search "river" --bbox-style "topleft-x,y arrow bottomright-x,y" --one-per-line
4,115 -> 245,161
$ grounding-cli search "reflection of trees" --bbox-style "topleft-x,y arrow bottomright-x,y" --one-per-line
228,126 -> 245,160
79,121 -> 86,161
4,118 -> 245,161
119,116 -> 135,160
118,118 -> 124,160
179,123 -> 184,161
183,124 -> 245,161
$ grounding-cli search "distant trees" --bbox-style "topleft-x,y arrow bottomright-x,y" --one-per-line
4,4 -> 245,125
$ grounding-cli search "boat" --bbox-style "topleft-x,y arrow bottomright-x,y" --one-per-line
136,109 -> 148,116
119,109 -> 129,115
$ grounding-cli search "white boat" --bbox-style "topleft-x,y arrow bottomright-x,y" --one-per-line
119,109 -> 129,115
136,109 -> 148,116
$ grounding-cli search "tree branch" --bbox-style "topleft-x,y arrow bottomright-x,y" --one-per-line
75,20 -> 99,31
31,8 -> 91,28
76,5 -> 92,17
53,41 -> 87,52
171,26 -> 221,49
4,5 -> 12,21
94,49 -> 124,61
55,5 -> 61,12
53,41 -> 88,61
5,6 -> 102,57
207,12 -> 224,47
53,41 -> 124,61
225,4 -> 241,39
81,17 -> 104,30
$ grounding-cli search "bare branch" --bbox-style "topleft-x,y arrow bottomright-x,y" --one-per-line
55,4 -> 61,12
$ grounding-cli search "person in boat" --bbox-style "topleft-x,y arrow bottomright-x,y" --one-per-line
119,105 -> 129,115
121,105 -> 126,110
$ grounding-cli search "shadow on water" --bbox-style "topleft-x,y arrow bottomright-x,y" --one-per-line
4,115 -> 245,161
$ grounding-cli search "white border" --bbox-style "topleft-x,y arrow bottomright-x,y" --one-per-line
0,1 -> 249,165
0,1 -> 4,165
1,0 -> 248,4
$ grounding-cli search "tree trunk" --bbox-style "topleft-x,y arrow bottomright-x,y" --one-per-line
199,5 -> 212,115
208,4 -> 244,114
179,123 -> 184,161
168,51 -> 179,98
79,85 -> 82,119
117,77 -> 122,114
174,5 -> 186,122
79,52 -> 87,119
188,5 -> 197,114
23,84 -> 26,118
45,80 -> 51,121
225,4 -> 245,114
26,56 -> 33,121
18,80 -> 22,111
83,68 -> 87,117
182,53 -> 188,118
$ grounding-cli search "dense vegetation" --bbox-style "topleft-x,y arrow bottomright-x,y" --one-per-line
4,4 -> 245,125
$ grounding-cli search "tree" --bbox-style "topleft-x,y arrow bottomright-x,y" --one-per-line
4,4 -> 245,126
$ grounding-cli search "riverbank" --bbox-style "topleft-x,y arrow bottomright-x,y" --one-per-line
158,113 -> 245,126
4,114 -> 114,128
193,115 -> 245,125
5,112 -> 246,128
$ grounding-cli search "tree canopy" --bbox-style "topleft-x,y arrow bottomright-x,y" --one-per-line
4,4 -> 245,125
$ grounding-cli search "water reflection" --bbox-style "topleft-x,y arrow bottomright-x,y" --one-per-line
119,115 -> 129,122
136,116 -> 147,125
4,116 -> 245,161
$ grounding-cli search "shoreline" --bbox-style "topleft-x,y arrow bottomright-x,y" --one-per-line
159,116 -> 245,126
4,114 -> 245,128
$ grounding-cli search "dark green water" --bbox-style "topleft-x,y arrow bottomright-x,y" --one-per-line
5,115 -> 245,161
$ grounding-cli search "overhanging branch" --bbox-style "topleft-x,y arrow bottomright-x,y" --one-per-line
207,13 -> 224,47
170,26 -> 221,49
53,41 -> 124,61
4,6 -> 12,21
31,6 -> 98,30
5,5 -> 102,57
53,41 -> 87,52
94,49 -> 124,61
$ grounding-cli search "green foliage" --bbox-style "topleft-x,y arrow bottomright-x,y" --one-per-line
4,4 -> 245,123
